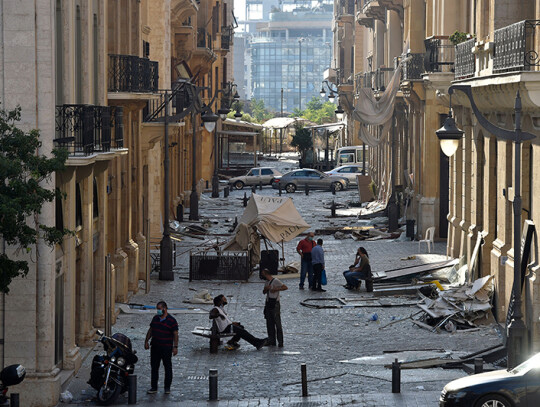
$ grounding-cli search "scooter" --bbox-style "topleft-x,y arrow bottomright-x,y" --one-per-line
0,364 -> 26,405
88,330 -> 138,406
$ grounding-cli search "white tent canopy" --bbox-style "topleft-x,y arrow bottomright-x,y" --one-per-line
238,194 -> 310,243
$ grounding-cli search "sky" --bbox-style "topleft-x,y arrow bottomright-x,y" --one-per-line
234,0 -> 246,21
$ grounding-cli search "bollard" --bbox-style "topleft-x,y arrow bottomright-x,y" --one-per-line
278,182 -> 282,196
391,358 -> 401,393
243,192 -> 248,207
209,369 -> 218,401
331,183 -> 336,195
474,358 -> 484,374
259,181 -> 263,190
251,185 -> 257,193
224,186 -> 229,198
176,203 -> 184,222
305,184 -> 309,196
301,363 -> 308,397
331,200 -> 336,218
232,216 -> 238,230
127,375 -> 137,404
206,180 -> 209,189
10,394 -> 19,407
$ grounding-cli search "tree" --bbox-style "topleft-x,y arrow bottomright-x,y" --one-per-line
0,105 -> 69,293
250,99 -> 273,123
290,124 -> 312,153
293,96 -> 336,124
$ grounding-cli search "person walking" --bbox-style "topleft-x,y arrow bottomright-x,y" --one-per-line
296,231 -> 316,289
144,301 -> 178,395
261,268 -> 288,347
311,239 -> 326,292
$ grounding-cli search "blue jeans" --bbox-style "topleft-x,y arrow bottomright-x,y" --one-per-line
300,259 -> 313,288
343,270 -> 368,288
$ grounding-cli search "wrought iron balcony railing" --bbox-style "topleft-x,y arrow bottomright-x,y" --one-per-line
493,20 -> 540,73
143,82 -> 192,123
402,53 -> 424,80
337,0 -> 355,16
454,38 -> 475,80
221,26 -> 233,50
424,36 -> 455,73
54,105 -> 124,156
108,54 -> 158,93
355,67 -> 394,94
197,28 -> 212,49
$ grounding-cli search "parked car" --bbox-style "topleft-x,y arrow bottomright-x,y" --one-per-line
228,167 -> 282,190
271,169 -> 349,193
325,164 -> 366,185
440,352 -> 540,407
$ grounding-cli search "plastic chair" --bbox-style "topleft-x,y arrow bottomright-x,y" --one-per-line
418,226 -> 435,253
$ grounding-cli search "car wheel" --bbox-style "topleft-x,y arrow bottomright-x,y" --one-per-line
475,394 -> 513,407
332,182 -> 343,192
234,181 -> 244,190
285,183 -> 296,193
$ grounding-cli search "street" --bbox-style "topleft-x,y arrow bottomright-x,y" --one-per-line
60,156 -> 502,406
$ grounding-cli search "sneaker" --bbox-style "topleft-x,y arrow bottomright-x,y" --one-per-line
147,388 -> 157,394
299,286 -> 304,290
278,343 -> 284,348
264,341 -> 276,347
317,288 -> 327,292
256,338 -> 267,350
225,341 -> 240,350
164,388 -> 171,394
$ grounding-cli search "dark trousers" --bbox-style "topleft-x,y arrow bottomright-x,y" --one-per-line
313,263 -> 324,290
150,346 -> 173,390
300,258 -> 314,288
228,324 -> 262,348
264,301 -> 283,346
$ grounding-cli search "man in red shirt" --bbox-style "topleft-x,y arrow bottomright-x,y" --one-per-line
296,231 -> 315,289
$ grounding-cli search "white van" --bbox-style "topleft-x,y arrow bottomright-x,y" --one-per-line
336,145 -> 369,167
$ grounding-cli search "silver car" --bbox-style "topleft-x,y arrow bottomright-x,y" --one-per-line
228,167 -> 282,190
325,164 -> 366,185
271,169 -> 349,193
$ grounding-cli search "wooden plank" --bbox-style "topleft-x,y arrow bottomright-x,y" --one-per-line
379,260 -> 458,282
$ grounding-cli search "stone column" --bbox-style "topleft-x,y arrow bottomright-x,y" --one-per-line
93,163 -> 109,328
460,115 -> 473,262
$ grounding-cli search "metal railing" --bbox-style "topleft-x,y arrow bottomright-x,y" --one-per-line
494,20 -> 540,73
143,81 -> 192,122
55,105 -> 120,156
424,36 -> 455,73
454,38 -> 475,79
402,53 -> 424,80
221,26 -> 233,50
110,106 -> 124,148
108,54 -> 158,93
337,0 -> 355,15
197,28 -> 212,49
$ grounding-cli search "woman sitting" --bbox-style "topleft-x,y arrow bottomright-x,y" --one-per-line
343,247 -> 371,290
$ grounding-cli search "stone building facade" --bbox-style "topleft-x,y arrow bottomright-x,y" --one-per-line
0,0 -> 234,405
332,0 -> 540,349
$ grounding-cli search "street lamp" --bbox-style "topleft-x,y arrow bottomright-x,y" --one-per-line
437,84 -> 535,368
320,80 -> 337,103
335,105 -> 345,121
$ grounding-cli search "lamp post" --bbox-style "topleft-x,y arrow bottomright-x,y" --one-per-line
436,84 -> 535,368
387,112 -> 398,232
320,80 -> 337,103
160,90 -> 174,280
298,38 -> 304,110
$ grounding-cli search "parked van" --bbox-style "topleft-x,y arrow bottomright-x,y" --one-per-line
336,145 -> 369,167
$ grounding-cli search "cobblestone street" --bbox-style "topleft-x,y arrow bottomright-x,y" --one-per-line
61,157 -> 502,406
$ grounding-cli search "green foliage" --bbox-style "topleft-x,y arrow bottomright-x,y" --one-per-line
250,99 -> 273,123
290,124 -> 312,153
449,31 -> 474,45
226,111 -> 253,123
0,105 -> 69,293
293,96 -> 336,124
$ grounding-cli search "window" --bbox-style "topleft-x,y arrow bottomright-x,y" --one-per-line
308,171 -> 321,178
261,169 -> 273,175
249,169 -> 259,176
93,177 -> 99,219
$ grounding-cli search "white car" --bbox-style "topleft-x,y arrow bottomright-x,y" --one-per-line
325,165 -> 366,185
228,167 -> 282,190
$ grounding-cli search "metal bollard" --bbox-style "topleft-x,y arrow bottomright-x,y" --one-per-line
10,394 -> 19,407
305,184 -> 309,196
209,369 -> 218,401
243,192 -> 248,207
474,358 -> 484,374
392,358 -> 401,393
206,180 -> 209,189
176,203 -> 184,222
259,181 -> 263,190
251,185 -> 257,193
331,200 -> 336,218
331,183 -> 336,195
301,363 -> 308,397
278,182 -> 282,196
224,186 -> 229,198
127,375 -> 137,404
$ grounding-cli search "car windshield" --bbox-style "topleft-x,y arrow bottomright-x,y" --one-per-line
510,352 -> 540,375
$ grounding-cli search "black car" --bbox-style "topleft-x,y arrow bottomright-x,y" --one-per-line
440,352 -> 540,407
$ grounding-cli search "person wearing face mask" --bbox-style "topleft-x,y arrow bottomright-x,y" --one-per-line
296,231 -> 316,290
209,294 -> 267,350
144,301 -> 179,395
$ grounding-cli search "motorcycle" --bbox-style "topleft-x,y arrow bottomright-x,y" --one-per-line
0,364 -> 25,405
88,330 -> 138,406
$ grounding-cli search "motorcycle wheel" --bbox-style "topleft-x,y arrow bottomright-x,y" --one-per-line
97,381 -> 121,406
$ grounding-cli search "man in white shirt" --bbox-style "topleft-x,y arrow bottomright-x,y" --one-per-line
261,268 -> 288,347
209,294 -> 266,350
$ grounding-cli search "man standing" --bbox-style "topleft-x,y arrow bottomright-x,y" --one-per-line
144,301 -> 178,394
209,295 -> 267,350
261,268 -> 288,347
311,239 -> 326,292
296,231 -> 316,289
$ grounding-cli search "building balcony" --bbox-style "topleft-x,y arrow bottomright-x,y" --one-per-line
376,0 -> 403,18
361,0 -> 386,21
191,28 -> 217,74
108,55 -> 159,94
493,20 -> 540,74
355,67 -> 394,94
54,105 -> 124,157
402,53 -> 425,81
424,36 -> 455,73
219,26 -> 233,52
356,11 -> 374,28
454,38 -> 476,80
